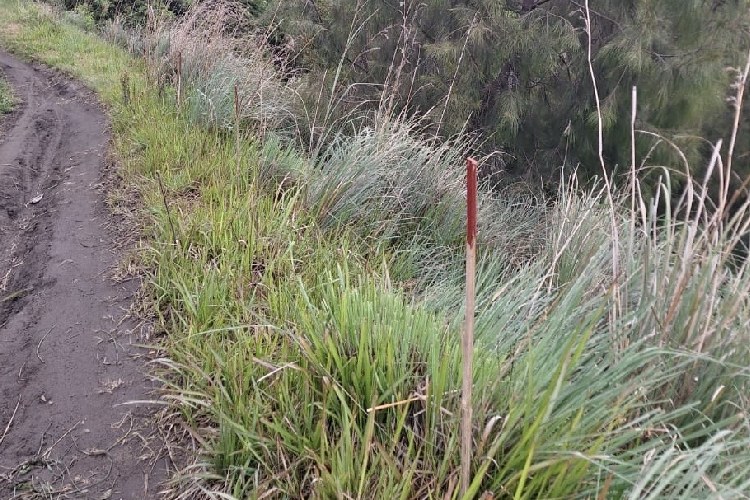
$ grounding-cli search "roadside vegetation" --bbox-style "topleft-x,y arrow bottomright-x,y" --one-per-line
269,0 -> 750,187
0,74 -> 14,114
1,1 -> 750,499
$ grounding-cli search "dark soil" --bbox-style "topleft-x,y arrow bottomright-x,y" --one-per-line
0,50 -> 165,499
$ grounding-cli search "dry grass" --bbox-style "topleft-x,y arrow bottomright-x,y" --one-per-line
140,0 -> 295,132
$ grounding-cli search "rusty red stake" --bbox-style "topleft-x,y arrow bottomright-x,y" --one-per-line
461,157 -> 478,496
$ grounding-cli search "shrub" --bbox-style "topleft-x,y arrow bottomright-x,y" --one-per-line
61,3 -> 95,32
271,0 -> 750,184
53,0 -> 188,24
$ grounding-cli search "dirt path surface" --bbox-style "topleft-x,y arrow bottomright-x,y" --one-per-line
0,50 -> 165,499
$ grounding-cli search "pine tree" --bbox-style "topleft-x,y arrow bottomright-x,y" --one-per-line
274,0 -> 750,184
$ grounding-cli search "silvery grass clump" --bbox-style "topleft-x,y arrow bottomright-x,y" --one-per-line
146,0 -> 295,131
306,119 -> 465,246
101,16 -> 148,57
306,118 -> 545,255
257,133 -> 311,193
100,15 -> 128,48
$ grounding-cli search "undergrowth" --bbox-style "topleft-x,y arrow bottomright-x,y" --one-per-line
1,1 -> 749,499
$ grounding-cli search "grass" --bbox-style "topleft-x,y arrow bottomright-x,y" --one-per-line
2,1 -> 750,498
0,74 -> 15,114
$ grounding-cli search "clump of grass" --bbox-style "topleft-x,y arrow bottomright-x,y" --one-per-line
305,118 -> 545,268
0,74 -> 15,114
60,4 -> 95,32
139,0 -> 295,132
101,15 -> 146,56
306,119 -> 468,246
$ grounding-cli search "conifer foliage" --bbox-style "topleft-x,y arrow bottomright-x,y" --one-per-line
274,0 -> 750,182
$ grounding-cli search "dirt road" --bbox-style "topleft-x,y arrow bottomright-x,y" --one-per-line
0,50 -> 165,498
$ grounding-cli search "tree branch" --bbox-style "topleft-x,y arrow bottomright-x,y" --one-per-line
521,0 -> 555,13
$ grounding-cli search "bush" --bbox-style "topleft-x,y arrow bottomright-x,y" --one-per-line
53,0 -> 188,24
61,4 -> 95,31
271,0 -> 750,185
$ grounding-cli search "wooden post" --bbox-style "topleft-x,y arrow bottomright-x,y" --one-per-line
121,72 -> 130,106
176,51 -> 182,107
234,83 -> 241,174
461,157 -> 478,497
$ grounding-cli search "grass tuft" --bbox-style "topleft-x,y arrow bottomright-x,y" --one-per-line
0,74 -> 14,114
139,0 -> 296,133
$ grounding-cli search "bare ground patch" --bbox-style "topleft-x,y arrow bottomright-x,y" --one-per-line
0,49 -> 170,499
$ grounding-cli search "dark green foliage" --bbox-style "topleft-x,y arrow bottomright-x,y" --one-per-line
237,0 -> 268,16
54,0 -> 189,24
55,0 -> 268,23
273,0 -> 750,184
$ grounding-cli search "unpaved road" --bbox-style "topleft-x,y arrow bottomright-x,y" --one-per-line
0,50 -> 165,498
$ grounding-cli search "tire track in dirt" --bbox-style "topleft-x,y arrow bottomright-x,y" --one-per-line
0,50 -> 166,499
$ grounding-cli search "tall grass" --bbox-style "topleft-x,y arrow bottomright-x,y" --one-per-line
3,1 -> 750,498
101,15 -> 146,57
145,0 -> 295,132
